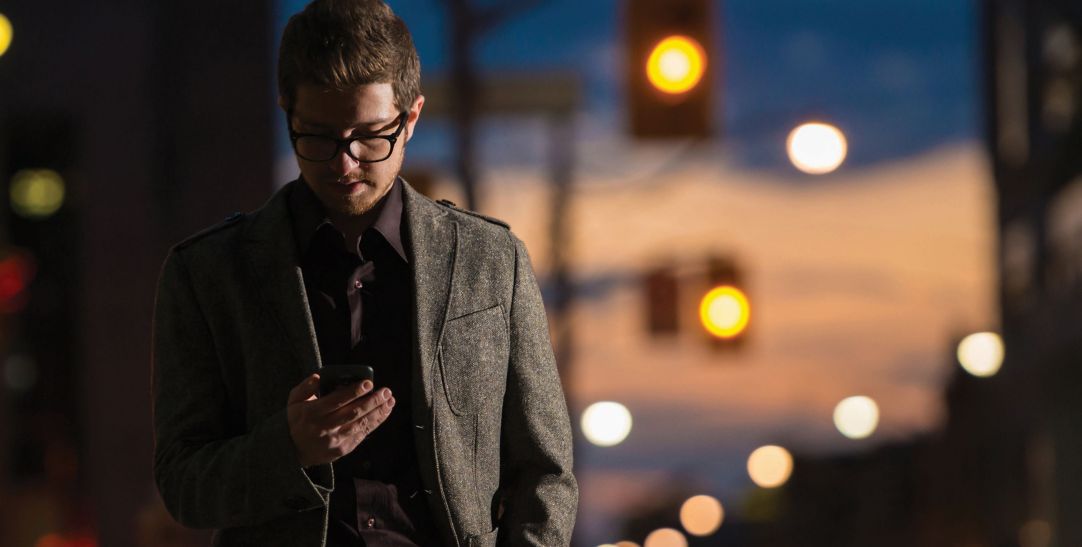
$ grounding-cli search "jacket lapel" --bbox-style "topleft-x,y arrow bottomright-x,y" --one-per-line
238,178 -> 457,412
241,181 -> 323,375
401,179 -> 457,410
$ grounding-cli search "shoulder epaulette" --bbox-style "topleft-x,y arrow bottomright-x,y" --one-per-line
175,211 -> 246,250
435,199 -> 510,230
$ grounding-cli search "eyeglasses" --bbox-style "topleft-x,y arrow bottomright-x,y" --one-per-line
288,111 -> 408,163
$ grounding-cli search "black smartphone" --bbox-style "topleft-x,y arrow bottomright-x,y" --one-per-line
318,365 -> 375,397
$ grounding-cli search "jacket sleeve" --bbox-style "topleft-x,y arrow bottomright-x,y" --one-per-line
151,249 -> 333,529
498,234 -> 579,545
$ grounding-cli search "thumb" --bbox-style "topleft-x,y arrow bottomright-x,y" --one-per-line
288,373 -> 320,405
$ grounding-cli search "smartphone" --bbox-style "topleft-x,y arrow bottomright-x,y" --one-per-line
318,365 -> 375,397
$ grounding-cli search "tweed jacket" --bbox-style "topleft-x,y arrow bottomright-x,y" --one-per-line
152,178 -> 578,547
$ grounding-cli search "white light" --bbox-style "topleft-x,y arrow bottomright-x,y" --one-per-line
582,401 -> 633,447
786,122 -> 848,175
747,445 -> 794,488
957,332 -> 1005,378
833,395 -> 879,439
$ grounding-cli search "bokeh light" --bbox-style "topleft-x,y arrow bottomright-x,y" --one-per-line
957,331 -> 1005,377
833,395 -> 880,439
680,494 -> 724,536
582,401 -> 633,447
646,35 -> 706,95
613,542 -> 640,547
0,250 -> 36,313
747,445 -> 794,488
643,528 -> 687,547
0,13 -> 12,58
786,122 -> 848,175
11,168 -> 66,219
3,354 -> 36,392
1019,519 -> 1052,547
699,285 -> 750,339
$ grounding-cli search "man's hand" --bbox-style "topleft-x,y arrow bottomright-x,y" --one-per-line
287,373 -> 395,468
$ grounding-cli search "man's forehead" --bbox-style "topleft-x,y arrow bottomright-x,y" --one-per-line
292,83 -> 397,127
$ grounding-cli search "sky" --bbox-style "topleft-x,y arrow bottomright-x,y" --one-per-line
273,1 -> 991,543
277,0 -> 980,174
474,143 -> 995,543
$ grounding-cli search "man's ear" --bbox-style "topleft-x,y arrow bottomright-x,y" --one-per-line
405,95 -> 425,142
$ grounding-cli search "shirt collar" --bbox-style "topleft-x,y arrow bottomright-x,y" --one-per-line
289,177 -> 408,263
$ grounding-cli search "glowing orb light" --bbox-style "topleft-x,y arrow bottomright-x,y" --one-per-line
582,401 -> 633,447
646,35 -> 707,95
786,122 -> 848,175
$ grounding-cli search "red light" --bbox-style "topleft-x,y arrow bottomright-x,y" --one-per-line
0,250 -> 36,313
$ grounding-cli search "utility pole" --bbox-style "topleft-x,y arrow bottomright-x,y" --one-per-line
442,0 -> 543,210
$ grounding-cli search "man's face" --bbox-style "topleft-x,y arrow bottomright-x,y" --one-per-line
286,83 -> 423,218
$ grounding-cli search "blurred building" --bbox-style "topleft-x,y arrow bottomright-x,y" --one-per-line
984,0 -> 1082,545
0,1 -> 277,546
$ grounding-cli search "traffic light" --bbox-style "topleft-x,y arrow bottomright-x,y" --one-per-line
644,266 -> 679,335
699,255 -> 749,349
2,111 -> 81,479
625,0 -> 715,138
642,254 -> 750,352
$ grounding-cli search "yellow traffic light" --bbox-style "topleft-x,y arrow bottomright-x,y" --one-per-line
625,0 -> 714,138
0,13 -> 12,58
699,285 -> 750,339
646,35 -> 706,95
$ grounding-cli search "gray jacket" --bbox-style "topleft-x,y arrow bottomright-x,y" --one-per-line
152,179 -> 578,546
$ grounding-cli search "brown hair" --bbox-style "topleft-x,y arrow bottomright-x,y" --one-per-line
278,0 -> 421,112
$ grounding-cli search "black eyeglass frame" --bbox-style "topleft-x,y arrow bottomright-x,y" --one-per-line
287,110 -> 408,163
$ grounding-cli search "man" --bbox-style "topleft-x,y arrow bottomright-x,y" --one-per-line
150,1 -> 578,545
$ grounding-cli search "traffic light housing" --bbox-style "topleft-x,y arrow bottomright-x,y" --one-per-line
699,255 -> 749,350
644,266 -> 679,335
625,0 -> 715,138
642,254 -> 750,352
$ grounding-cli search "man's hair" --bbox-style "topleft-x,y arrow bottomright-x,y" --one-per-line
278,0 -> 421,112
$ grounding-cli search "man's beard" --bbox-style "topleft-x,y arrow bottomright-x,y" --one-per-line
316,143 -> 406,217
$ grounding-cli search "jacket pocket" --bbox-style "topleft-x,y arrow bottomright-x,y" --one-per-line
438,303 -> 509,415
466,527 -> 499,547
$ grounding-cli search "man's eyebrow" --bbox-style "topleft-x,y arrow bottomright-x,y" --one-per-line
295,115 -> 398,132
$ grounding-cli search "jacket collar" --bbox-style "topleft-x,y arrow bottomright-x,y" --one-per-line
289,176 -> 408,263
241,177 -> 457,410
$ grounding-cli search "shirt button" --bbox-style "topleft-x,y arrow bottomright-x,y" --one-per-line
366,517 -> 376,528
354,279 -> 363,289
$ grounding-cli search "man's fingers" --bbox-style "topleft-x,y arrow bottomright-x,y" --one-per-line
334,393 -> 396,432
342,397 -> 395,439
314,379 -> 376,412
288,374 -> 320,405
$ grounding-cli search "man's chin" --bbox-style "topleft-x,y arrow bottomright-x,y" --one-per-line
328,195 -> 377,217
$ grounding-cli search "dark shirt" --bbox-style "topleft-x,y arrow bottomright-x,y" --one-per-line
290,178 -> 439,547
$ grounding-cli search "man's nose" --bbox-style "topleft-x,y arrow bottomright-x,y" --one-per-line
329,146 -> 359,176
